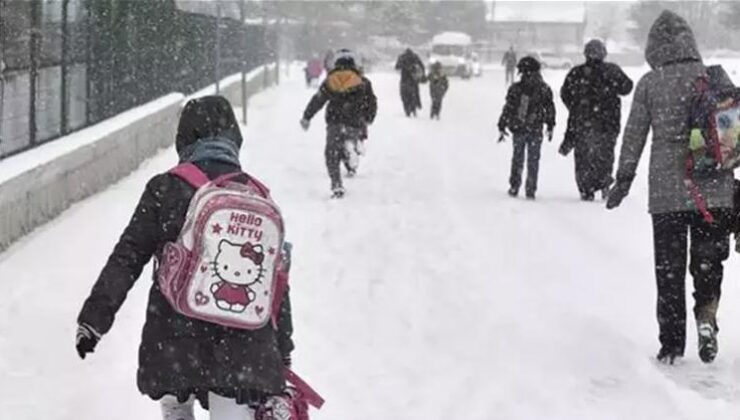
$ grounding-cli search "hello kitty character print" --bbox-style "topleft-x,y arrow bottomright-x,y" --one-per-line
157,164 -> 287,330
210,240 -> 266,313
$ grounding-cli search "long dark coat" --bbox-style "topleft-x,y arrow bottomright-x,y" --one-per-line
395,49 -> 425,115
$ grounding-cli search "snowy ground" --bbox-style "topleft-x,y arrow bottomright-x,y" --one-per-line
4,65 -> 740,420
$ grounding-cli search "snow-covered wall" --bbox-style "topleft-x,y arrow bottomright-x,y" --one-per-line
0,66 -> 278,252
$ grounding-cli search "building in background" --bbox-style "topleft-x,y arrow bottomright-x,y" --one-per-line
486,1 -> 586,53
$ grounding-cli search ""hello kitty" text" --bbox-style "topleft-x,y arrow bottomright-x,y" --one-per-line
227,212 -> 264,241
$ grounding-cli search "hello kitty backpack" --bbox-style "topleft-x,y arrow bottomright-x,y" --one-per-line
157,163 -> 288,330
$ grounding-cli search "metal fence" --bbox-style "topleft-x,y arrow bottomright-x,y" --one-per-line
0,0 -> 277,160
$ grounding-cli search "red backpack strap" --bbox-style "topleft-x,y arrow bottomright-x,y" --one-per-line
284,368 -> 325,409
170,163 -> 210,188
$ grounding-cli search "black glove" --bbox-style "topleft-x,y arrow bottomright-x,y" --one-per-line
76,323 -> 101,359
546,126 -> 554,142
606,175 -> 634,210
498,127 -> 508,143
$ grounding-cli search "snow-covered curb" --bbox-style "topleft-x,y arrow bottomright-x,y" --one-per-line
0,65 -> 278,252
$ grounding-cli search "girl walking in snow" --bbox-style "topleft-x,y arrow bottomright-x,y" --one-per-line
76,96 -> 295,420
607,11 -> 733,365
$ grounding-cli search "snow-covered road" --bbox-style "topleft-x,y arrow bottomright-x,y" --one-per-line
3,65 -> 740,419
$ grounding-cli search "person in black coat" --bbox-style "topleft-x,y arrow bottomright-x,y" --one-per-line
428,62 -> 449,120
560,39 -> 633,201
502,45 -> 518,85
498,57 -> 556,200
76,96 -> 294,417
395,48 -> 426,117
301,50 -> 377,198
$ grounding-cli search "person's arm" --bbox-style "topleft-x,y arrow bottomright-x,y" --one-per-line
560,69 -> 577,110
362,80 -> 378,124
302,84 -> 330,122
498,85 -> 518,132
616,76 -> 651,179
77,176 -> 164,335
277,288 -> 294,365
543,86 -> 556,132
609,64 -> 634,96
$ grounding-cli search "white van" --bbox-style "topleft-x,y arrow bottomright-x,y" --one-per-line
429,32 -> 473,78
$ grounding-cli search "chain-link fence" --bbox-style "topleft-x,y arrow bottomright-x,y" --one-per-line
0,0 -> 277,160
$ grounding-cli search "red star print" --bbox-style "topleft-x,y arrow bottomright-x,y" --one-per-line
212,223 -> 223,234
268,247 -> 276,255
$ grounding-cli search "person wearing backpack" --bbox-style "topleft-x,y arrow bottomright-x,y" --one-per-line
428,61 -> 449,120
76,96 -> 295,420
300,49 -> 377,199
606,11 -> 735,365
498,56 -> 556,200
560,39 -> 633,201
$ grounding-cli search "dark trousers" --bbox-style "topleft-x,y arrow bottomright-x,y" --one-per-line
430,96 -> 443,119
574,131 -> 617,195
326,124 -> 361,189
652,211 -> 730,353
509,133 -> 542,195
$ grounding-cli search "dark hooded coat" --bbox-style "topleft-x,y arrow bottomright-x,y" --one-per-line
560,42 -> 633,151
77,96 -> 294,406
302,64 -> 377,128
615,10 -> 734,214
498,71 -> 556,136
395,49 -> 425,114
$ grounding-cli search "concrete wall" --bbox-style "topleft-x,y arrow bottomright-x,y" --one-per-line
0,65 -> 278,252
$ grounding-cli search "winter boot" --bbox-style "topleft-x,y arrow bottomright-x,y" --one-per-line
696,299 -> 719,363
508,187 -> 519,198
331,186 -> 345,199
581,191 -> 595,202
697,321 -> 718,363
656,347 -> 684,365
526,191 -> 536,200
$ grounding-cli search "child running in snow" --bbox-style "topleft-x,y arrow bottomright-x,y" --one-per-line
300,49 -> 377,199
75,96 -> 295,420
497,56 -> 556,200
428,62 -> 449,120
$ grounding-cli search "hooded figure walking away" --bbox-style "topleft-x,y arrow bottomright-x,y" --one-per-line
301,50 -> 378,199
428,62 -> 449,120
560,39 -> 633,201
76,96 -> 295,420
395,48 -> 426,117
498,57 -> 556,200
502,45 -> 518,86
607,11 -> 735,365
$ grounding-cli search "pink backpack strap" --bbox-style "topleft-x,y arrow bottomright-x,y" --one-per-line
170,163 -> 210,188
285,368 -> 325,409
246,175 -> 271,198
